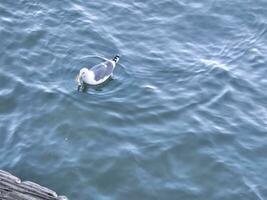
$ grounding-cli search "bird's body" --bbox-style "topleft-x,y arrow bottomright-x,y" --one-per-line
77,56 -> 119,88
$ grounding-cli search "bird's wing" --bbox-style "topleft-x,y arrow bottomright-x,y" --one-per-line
105,61 -> 114,74
91,61 -> 114,81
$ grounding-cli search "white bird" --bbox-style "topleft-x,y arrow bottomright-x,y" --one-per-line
76,55 -> 120,90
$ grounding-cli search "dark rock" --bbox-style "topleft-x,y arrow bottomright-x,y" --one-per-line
0,170 -> 68,200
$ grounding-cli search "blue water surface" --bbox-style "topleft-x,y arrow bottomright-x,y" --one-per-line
0,0 -> 267,199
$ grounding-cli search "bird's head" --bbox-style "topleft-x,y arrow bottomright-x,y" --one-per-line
76,68 -> 88,91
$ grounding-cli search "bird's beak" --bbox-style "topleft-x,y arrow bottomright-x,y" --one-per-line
76,73 -> 82,91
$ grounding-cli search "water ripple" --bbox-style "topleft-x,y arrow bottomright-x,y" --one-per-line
1,0 -> 267,199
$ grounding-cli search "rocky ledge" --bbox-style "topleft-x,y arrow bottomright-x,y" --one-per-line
0,170 -> 68,200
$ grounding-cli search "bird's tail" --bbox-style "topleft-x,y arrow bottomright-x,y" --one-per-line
112,55 -> 120,63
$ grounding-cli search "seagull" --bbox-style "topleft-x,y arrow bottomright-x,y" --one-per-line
76,55 -> 120,91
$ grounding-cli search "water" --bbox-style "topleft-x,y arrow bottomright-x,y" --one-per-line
0,0 -> 267,199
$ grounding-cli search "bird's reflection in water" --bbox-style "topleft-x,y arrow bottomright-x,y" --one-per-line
78,77 -> 113,93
